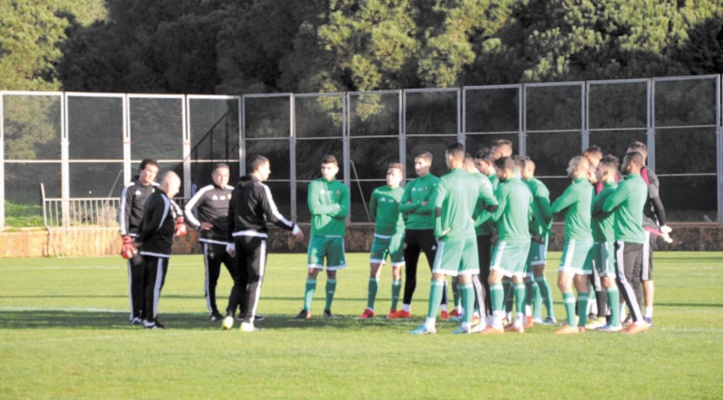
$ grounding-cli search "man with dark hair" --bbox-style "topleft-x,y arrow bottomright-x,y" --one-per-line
410,143 -> 489,334
135,171 -> 182,329
184,163 -> 237,321
603,151 -> 650,334
224,155 -> 303,331
359,163 -> 406,319
390,152 -> 449,319
583,144 -> 608,326
551,156 -> 594,335
491,139 -> 513,161
119,158 -> 159,325
296,155 -> 349,319
627,141 -> 671,325
472,147 -> 498,317
481,156 -> 532,334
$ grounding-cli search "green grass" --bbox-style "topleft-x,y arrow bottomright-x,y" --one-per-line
1,252 -> 721,399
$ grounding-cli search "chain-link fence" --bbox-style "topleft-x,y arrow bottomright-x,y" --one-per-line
2,75 -> 721,228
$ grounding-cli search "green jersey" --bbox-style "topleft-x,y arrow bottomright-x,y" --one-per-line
399,174 -> 439,230
471,170 -> 499,234
551,177 -> 593,240
369,185 -> 405,235
308,178 -> 350,236
592,181 -> 618,242
478,171 -> 500,235
602,173 -> 647,244
490,175 -> 532,243
524,177 -> 553,237
433,168 -> 483,241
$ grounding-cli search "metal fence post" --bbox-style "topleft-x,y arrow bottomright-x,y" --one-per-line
582,82 -> 589,151
0,93 -> 4,228
61,92 -> 69,228
718,75 -> 723,224
648,79 -> 656,171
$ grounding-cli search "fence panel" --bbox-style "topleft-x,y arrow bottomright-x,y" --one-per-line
463,85 -> 521,157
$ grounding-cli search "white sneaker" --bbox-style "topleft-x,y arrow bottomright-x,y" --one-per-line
240,322 -> 262,332
586,317 -> 607,330
221,316 -> 234,331
597,324 -> 622,332
470,322 -> 487,333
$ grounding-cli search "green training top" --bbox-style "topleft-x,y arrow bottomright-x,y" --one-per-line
471,170 -> 499,235
592,181 -> 618,242
398,173 -> 439,230
551,177 -> 593,240
369,185 -> 405,236
308,178 -> 350,236
433,168 -> 483,241
524,177 -> 553,237
489,175 -> 532,243
602,173 -> 647,244
477,172 -> 500,236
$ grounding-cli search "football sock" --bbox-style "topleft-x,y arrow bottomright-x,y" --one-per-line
503,280 -> 514,314
532,282 -> 543,320
303,279 -> 316,311
607,287 -> 621,326
460,282 -> 474,324
401,303 -> 411,312
490,283 -> 504,314
514,283 -> 526,321
427,280 -> 444,319
391,279 -> 402,310
367,277 -> 378,310
563,292 -> 576,326
452,280 -> 461,309
535,275 -> 555,318
644,306 -> 653,319
577,292 -> 589,327
324,279 -> 337,311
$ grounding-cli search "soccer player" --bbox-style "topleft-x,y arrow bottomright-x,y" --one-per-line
223,155 -> 303,331
184,163 -> 237,321
480,156 -> 532,334
472,148 -> 499,317
627,141 -> 672,326
359,163 -> 406,319
591,155 -> 623,331
521,157 -> 556,326
551,156 -> 594,335
390,152 -> 448,319
602,151 -> 650,334
410,143 -> 487,334
583,145 -> 608,327
491,139 -> 513,161
134,171 -> 182,329
119,158 -> 159,325
296,155 -> 350,319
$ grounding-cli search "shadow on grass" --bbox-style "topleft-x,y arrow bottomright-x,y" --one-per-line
0,310 -> 422,331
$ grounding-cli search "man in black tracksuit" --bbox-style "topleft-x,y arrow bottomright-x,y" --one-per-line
223,155 -> 304,332
135,171 -> 182,330
184,163 -> 237,321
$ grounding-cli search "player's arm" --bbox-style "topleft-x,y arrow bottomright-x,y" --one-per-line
602,183 -> 629,213
136,196 -> 163,244
329,185 -> 350,219
227,188 -> 238,243
416,182 -> 437,215
368,189 -> 378,222
473,182 -> 499,227
646,170 -> 668,226
487,185 -> 508,223
259,183 -> 301,235
397,184 -> 419,214
307,181 -> 340,215
550,186 -> 575,214
536,185 -> 553,225
592,191 -> 608,215
431,184 -> 447,238
118,184 -> 133,236
183,188 -> 204,230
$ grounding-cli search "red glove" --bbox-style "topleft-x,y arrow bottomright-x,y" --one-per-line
174,217 -> 188,237
121,235 -> 136,259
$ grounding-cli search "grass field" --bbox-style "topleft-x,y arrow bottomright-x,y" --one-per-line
1,252 -> 721,399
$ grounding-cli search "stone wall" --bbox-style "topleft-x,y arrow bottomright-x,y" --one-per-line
0,223 -> 721,258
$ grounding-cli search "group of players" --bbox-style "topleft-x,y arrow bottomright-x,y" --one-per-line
119,137 -> 669,335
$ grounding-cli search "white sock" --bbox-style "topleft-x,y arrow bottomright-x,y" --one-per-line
645,306 -> 653,318
402,304 -> 410,312
424,317 -> 436,330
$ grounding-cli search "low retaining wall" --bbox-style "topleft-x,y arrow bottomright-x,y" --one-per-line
0,223 -> 721,258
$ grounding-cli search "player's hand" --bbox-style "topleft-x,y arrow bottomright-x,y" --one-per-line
491,234 -> 499,246
175,217 -> 188,237
121,235 -> 136,259
294,230 -> 305,241
200,222 -> 213,231
531,233 -> 544,244
660,225 -> 673,243
660,225 -> 672,234
226,242 -> 236,257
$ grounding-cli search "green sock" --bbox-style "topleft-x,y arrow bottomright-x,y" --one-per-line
324,279 -> 337,311
532,282 -> 543,320
303,279 -> 316,311
608,288 -> 620,326
577,292 -> 589,327
391,279 -> 402,311
514,283 -> 526,318
490,283 -> 504,313
427,280 -> 444,318
503,280 -> 514,313
563,292 -> 576,326
367,277 -> 378,310
460,282 -> 474,324
535,276 -> 555,318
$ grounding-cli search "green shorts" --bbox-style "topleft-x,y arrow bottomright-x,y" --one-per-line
369,233 -> 405,267
307,236 -> 347,271
526,234 -> 549,272
593,241 -> 616,277
431,236 -> 479,277
558,238 -> 594,275
490,240 -> 531,278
